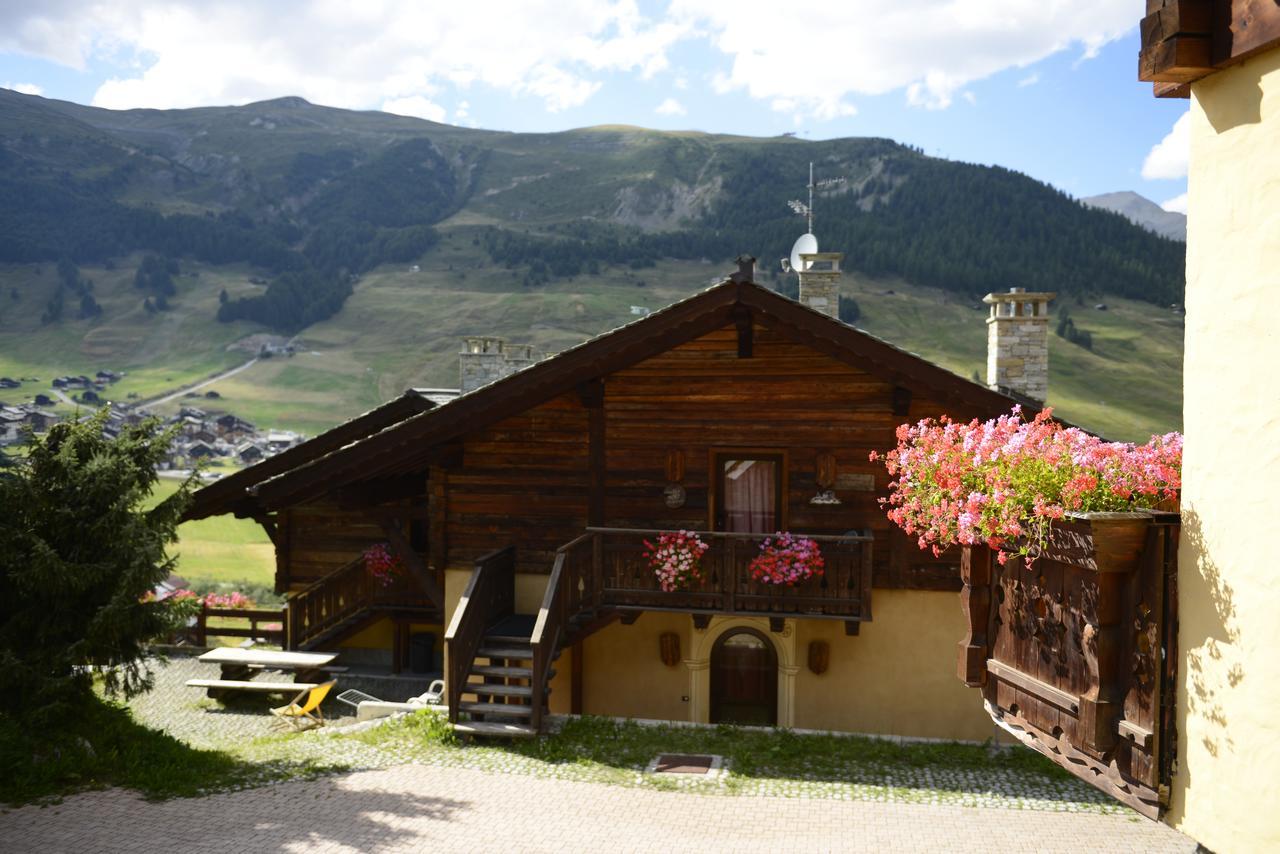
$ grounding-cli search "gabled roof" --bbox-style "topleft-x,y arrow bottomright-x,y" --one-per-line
185,388 -> 440,520
191,273 -> 1027,518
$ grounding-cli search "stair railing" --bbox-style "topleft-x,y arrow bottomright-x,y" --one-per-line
529,533 -> 592,731
287,555 -> 374,649
444,545 -> 516,722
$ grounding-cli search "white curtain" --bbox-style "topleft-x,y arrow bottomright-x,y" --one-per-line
724,459 -> 776,533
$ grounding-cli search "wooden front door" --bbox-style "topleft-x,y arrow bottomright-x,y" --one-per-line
710,629 -> 777,726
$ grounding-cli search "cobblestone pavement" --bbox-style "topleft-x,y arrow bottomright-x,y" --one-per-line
0,764 -> 1195,853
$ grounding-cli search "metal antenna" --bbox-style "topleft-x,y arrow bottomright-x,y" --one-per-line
786,161 -> 816,238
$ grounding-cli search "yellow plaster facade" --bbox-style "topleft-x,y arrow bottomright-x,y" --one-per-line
1172,46 -> 1280,850
442,568 -> 993,741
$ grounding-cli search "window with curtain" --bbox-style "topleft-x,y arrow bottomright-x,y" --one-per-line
717,455 -> 782,533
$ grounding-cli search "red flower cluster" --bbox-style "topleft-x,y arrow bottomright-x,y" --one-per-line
871,406 -> 1182,565
364,543 -> 405,587
749,532 -> 825,586
643,530 -> 710,592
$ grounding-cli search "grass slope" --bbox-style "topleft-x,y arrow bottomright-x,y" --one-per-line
1,233 -> 1181,445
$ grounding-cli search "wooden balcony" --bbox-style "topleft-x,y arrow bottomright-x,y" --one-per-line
557,527 -> 874,623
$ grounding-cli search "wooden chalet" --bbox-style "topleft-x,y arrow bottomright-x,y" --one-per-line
188,260 -> 1032,739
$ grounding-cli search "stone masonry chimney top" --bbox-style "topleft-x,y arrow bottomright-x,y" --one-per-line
797,251 -> 844,319
983,289 -> 1055,402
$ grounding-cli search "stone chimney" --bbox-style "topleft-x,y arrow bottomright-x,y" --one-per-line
797,251 -> 844,318
983,288 -> 1055,401
459,337 -> 538,394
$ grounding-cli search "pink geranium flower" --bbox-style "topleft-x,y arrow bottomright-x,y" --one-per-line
870,406 -> 1181,565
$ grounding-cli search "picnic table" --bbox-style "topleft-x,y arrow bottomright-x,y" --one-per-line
188,648 -> 345,698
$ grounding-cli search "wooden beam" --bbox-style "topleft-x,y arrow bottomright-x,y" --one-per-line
1139,33 -> 1213,83
428,465 -> 448,574
844,620 -> 860,637
1140,0 -> 1213,47
734,307 -> 754,358
336,472 -> 426,510
570,640 -> 583,715
375,515 -> 445,609
620,611 -> 642,625
584,379 -> 606,528
249,511 -> 279,547
1153,80 -> 1193,98
692,614 -> 711,630
769,617 -> 785,633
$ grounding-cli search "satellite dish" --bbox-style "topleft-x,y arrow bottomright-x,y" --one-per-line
790,233 -> 818,273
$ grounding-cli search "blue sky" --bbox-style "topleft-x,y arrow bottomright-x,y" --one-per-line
0,1 -> 1189,210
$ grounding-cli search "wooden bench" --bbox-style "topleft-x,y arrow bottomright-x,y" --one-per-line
186,678 -> 320,699
246,663 -> 349,674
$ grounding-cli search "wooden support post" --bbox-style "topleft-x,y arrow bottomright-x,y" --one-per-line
692,614 -> 711,630
428,465 -> 448,575
843,620 -> 860,637
571,639 -> 584,715
734,307 -> 754,358
958,545 -> 992,687
891,385 -> 912,417
769,617 -> 785,633
620,611 -> 641,625
581,378 -> 606,528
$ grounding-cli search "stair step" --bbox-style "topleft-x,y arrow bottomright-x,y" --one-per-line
470,664 -> 533,679
484,633 -> 534,646
453,721 -> 538,738
459,701 -> 533,717
477,645 -> 533,659
460,682 -> 534,698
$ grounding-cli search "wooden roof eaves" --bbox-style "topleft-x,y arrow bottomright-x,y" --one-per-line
184,390 -> 437,520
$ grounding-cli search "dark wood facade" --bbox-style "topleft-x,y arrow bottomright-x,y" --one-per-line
188,277 -> 1027,643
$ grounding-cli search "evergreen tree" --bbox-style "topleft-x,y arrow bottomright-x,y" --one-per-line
0,410 -> 196,722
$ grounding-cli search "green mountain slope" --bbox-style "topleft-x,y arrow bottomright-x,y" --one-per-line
0,89 -> 1184,441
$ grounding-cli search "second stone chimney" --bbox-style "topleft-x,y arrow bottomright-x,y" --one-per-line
459,337 -> 539,394
983,288 -> 1055,401
798,251 -> 844,318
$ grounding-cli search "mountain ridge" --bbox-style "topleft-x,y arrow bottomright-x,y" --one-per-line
1081,191 -> 1186,242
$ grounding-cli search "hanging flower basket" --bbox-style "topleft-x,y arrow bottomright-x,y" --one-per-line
643,530 -> 710,592
871,405 -> 1182,566
363,542 -> 405,587
749,532 -> 825,586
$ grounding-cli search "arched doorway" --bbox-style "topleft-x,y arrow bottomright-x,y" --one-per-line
710,628 -> 778,726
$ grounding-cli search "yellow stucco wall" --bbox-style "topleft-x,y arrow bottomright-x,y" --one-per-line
442,568 -> 987,739
1173,47 -> 1280,851
793,592 -> 995,740
581,612 -> 693,721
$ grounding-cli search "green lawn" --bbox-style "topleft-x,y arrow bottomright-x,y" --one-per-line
148,477 -> 274,590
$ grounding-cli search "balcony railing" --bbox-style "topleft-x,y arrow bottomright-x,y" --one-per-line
559,527 -> 873,621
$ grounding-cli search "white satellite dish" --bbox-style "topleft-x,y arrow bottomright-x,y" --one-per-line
790,233 -> 818,273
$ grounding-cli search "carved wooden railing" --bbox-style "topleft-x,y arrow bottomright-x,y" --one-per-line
287,554 -> 436,649
958,512 -> 1180,819
444,545 -> 516,722
528,533 -> 594,731
570,528 -> 874,620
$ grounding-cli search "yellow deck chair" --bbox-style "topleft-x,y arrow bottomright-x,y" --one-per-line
271,680 -> 336,730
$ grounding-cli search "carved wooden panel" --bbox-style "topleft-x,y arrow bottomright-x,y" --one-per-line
959,514 -> 1180,819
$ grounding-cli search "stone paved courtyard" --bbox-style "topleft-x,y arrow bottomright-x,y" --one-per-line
0,764 -> 1195,853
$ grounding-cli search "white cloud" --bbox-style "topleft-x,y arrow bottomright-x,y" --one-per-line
1017,72 -> 1040,88
382,95 -> 446,122
0,1 -> 687,113
669,1 -> 1134,117
961,91 -> 977,106
1161,193 -> 1188,214
673,75 -> 688,90
655,97 -> 686,116
1142,111 -> 1190,180
3,81 -> 44,95
0,1 -> 1135,121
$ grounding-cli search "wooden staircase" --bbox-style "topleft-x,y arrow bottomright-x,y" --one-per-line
446,542 -> 591,738
287,554 -> 439,651
452,614 -> 557,738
